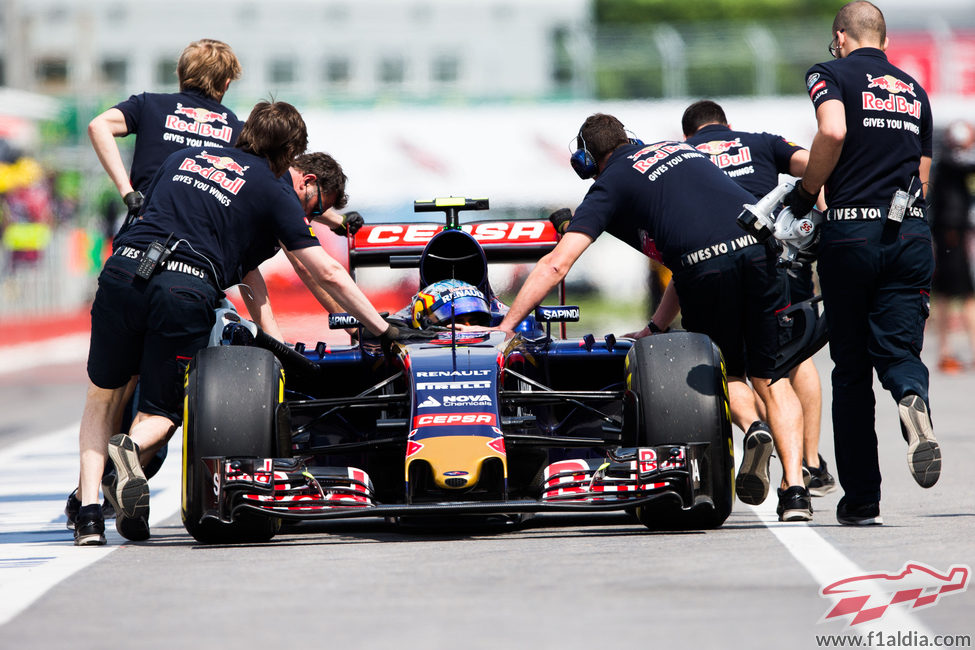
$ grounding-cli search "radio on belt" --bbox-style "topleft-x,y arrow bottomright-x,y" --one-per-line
135,235 -> 174,280
887,189 -> 910,223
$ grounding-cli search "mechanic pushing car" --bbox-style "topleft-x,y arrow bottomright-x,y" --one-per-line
74,39 -> 364,531
682,99 -> 836,499
73,101 -> 427,546
481,113 -> 812,522
782,1 -> 939,526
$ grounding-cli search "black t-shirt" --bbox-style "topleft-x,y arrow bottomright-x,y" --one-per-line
805,48 -> 933,208
685,124 -> 804,200
114,89 -> 244,194
116,146 -> 319,289
566,141 -> 757,270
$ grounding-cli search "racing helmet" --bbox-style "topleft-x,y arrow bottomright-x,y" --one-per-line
411,279 -> 491,328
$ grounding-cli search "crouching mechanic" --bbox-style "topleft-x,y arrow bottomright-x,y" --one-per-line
490,113 -> 811,521
73,101 -> 426,545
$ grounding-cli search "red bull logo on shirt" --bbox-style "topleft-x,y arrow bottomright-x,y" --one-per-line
862,73 -> 922,118
695,139 -> 752,169
165,104 -> 233,143
196,151 -> 248,175
177,157 -> 246,195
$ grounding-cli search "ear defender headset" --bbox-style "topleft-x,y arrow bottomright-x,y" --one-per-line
569,128 -> 644,180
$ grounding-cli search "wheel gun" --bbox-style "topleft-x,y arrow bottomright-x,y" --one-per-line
736,180 -> 822,270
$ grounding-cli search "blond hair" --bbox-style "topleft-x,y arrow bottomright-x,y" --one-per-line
177,39 -> 241,100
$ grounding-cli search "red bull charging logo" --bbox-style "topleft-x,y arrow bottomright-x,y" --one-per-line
196,151 -> 248,175
694,138 -> 742,156
820,562 -> 969,626
866,73 -> 916,97
165,103 -> 233,143
862,73 -> 922,118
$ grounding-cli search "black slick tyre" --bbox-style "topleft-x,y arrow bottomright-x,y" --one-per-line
626,332 -> 733,530
182,346 -> 284,544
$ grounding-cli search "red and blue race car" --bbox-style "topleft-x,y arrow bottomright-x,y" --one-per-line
180,197 -> 734,543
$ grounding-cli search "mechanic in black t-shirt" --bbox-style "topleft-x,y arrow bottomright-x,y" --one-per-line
784,1 -> 939,526
929,121 -> 975,373
682,100 -> 836,498
88,39 -> 244,236
73,102 -> 420,546
71,40 -> 246,528
491,113 -> 811,522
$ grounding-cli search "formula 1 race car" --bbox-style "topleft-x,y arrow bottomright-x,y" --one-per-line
180,198 -> 734,543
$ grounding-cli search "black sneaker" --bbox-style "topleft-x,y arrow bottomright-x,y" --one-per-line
102,434 -> 150,541
898,395 -> 941,488
836,497 -> 883,526
736,421 -> 774,505
73,504 -> 106,546
804,455 -> 837,497
776,485 -> 813,522
64,488 -> 117,530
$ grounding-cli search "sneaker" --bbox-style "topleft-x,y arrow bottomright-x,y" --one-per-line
102,434 -> 150,541
938,356 -> 963,374
801,465 -> 811,488
73,504 -> 106,546
898,394 -> 941,488
776,485 -> 813,522
736,421 -> 774,505
836,497 -> 883,526
64,489 -> 117,530
804,455 -> 838,497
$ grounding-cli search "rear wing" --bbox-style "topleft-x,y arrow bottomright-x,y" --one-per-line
348,198 -> 559,270
349,220 -> 560,270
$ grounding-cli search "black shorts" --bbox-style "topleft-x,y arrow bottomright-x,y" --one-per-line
87,255 -> 220,423
673,244 -> 789,379
788,263 -> 815,303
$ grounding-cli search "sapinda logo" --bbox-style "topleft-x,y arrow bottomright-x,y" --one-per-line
412,413 -> 496,427
820,562 -> 970,626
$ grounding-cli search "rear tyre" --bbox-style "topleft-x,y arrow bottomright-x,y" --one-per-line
626,333 -> 733,530
182,346 -> 284,544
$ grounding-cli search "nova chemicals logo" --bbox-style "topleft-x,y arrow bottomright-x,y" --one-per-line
820,562 -> 970,626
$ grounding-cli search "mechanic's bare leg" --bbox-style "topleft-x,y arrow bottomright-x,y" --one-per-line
752,376 -> 805,488
728,376 -> 763,433
791,358 -> 822,466
77,382 -> 130,506
128,412 -> 178,468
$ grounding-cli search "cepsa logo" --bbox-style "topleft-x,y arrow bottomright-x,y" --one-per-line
360,221 -> 554,248
165,103 -> 233,143
412,413 -> 497,428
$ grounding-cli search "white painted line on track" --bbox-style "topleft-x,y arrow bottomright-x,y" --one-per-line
0,334 -> 90,376
736,441 -> 935,638
0,423 -> 182,627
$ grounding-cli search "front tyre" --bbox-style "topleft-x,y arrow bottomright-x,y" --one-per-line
626,333 -> 733,530
182,346 -> 284,544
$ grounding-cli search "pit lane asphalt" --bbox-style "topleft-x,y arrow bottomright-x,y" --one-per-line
0,345 -> 972,649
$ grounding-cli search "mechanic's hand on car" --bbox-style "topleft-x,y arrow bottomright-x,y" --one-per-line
623,319 -> 669,340
123,190 -> 144,216
783,181 -> 817,218
548,208 -> 572,235
331,211 -> 364,237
